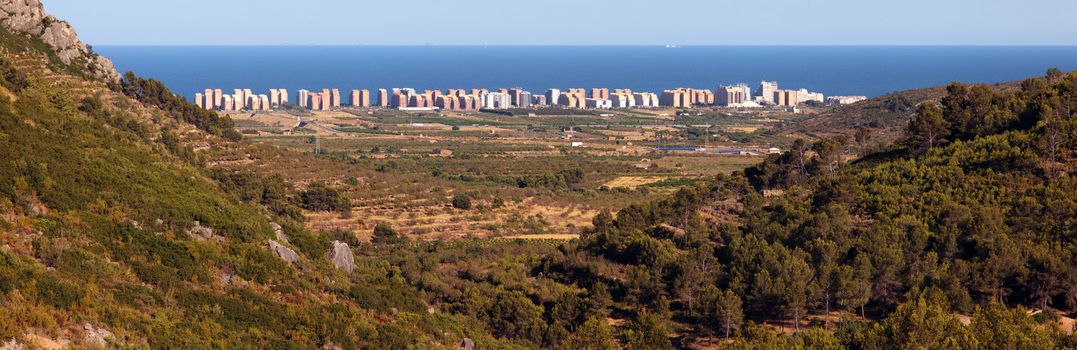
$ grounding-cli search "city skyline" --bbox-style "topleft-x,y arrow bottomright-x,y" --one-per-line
47,0 -> 1077,46
191,81 -> 865,112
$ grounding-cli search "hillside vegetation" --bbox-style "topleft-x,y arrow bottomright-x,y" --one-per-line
0,34 -> 521,350
791,80 -> 1025,150
0,5 -> 1074,348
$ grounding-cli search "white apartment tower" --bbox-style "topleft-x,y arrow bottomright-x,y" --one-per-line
545,89 -> 561,108
297,89 -> 310,109
757,81 -> 778,103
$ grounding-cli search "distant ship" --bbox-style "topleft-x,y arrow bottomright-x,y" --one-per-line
665,44 -> 681,48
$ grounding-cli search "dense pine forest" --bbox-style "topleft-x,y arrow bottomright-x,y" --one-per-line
0,4 -> 1074,347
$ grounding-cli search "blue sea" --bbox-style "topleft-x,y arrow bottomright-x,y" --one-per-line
97,46 -> 1077,100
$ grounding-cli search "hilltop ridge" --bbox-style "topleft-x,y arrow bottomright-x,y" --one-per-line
0,0 -> 118,82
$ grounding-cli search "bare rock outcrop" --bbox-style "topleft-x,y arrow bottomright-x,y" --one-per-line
268,239 -> 299,264
186,221 -> 223,243
326,241 -> 355,273
0,338 -> 23,350
0,0 -> 120,82
81,323 -> 113,348
270,222 -> 289,243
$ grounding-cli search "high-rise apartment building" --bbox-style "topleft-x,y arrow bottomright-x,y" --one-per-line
194,93 -> 205,109
350,89 -> 371,107
435,95 -> 457,111
329,89 -> 340,108
222,95 -> 235,111
258,95 -> 270,111
757,81 -> 779,102
586,98 -> 612,109
307,93 -> 323,111
717,84 -> 751,106
661,89 -> 687,108
459,95 -> 478,111
505,88 -> 523,107
233,89 -> 245,108
633,92 -> 659,108
795,88 -> 824,104
695,89 -> 715,106
519,91 -> 532,108
545,89 -> 561,107
774,89 -> 799,107
611,93 -> 635,108
392,93 -> 408,108
826,96 -> 867,105
213,89 -> 223,109
203,89 -> 214,108
297,89 -> 310,109
589,88 -> 609,100
377,89 -> 389,107
319,89 -> 331,109
557,89 -> 586,108
484,92 -> 512,109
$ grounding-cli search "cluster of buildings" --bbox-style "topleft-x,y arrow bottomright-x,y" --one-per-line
826,95 -> 868,105
194,88 -> 288,111
194,81 -> 866,112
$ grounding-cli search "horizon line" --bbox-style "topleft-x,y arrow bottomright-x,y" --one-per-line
92,44 -> 1077,48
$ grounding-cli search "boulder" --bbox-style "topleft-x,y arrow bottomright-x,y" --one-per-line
81,323 -> 113,348
186,221 -> 223,242
326,241 -> 355,273
460,338 -> 475,350
270,222 -> 289,243
268,239 -> 299,264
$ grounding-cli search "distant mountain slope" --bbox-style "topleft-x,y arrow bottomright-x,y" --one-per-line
792,80 -> 1026,147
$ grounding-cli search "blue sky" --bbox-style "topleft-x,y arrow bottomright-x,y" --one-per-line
47,0 -> 1077,46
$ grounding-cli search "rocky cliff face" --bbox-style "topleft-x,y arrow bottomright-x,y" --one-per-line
0,0 -> 119,82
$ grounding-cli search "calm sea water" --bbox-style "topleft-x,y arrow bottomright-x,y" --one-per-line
97,46 -> 1077,100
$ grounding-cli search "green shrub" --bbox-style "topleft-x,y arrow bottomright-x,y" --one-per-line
373,222 -> 403,244
36,275 -> 84,310
112,283 -> 164,308
299,183 -> 351,213
452,195 -> 473,210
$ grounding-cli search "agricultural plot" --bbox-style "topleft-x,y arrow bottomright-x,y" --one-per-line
217,106 -> 794,240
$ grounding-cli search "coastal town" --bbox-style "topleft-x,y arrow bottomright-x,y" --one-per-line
193,81 -> 867,112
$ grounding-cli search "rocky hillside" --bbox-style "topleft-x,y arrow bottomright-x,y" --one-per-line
0,2 -> 512,349
0,0 -> 118,82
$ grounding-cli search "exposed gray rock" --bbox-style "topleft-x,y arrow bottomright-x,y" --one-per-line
186,221 -> 223,242
270,222 -> 289,243
326,240 -> 355,273
81,323 -> 113,348
460,338 -> 475,350
0,0 -> 120,82
268,239 -> 299,264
